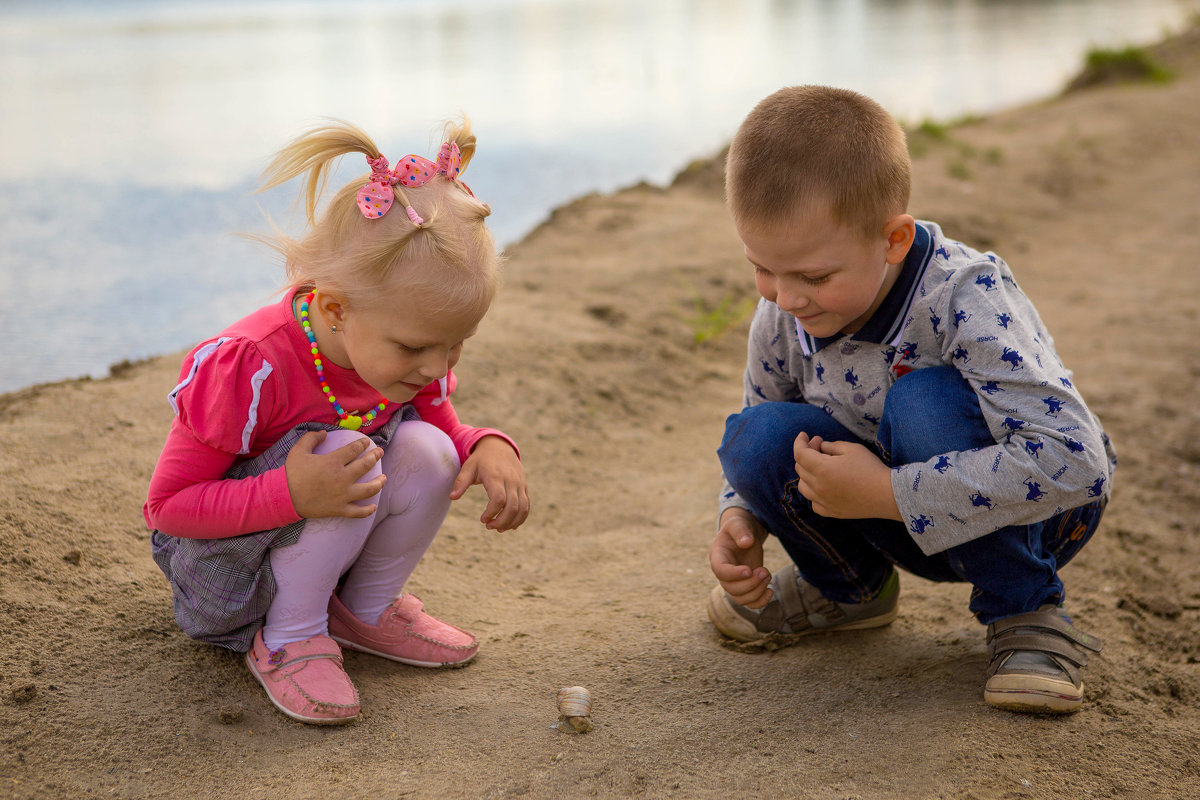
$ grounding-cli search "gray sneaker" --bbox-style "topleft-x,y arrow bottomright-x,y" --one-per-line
707,563 -> 899,645
984,605 -> 1102,714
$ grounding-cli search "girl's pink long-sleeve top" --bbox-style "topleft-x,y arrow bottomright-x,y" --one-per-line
143,295 -> 516,539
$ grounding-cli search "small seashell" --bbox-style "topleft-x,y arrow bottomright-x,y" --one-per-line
557,686 -> 591,717
556,685 -> 593,733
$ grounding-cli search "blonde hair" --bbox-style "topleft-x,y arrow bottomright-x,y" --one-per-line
726,86 -> 911,240
257,118 -> 500,314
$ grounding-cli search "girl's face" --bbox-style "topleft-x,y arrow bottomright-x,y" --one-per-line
327,289 -> 487,403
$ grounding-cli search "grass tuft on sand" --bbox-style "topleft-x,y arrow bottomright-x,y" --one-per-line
1066,44 -> 1174,91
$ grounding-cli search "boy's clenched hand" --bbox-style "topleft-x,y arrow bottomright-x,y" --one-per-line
793,432 -> 902,521
709,507 -> 773,608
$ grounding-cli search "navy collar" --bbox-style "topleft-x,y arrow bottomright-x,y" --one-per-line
797,222 -> 934,355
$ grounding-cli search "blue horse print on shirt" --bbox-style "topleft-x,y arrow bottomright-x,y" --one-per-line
969,491 -> 995,510
909,514 -> 935,534
1000,347 -> 1024,371
1001,417 -> 1026,438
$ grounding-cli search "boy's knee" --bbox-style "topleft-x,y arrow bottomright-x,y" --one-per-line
880,366 -> 992,460
882,366 -> 970,420
719,402 -> 830,493
720,404 -> 789,474
724,402 -> 805,443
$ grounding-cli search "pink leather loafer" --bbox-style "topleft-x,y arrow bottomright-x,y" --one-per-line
328,593 -> 478,668
244,630 -> 360,725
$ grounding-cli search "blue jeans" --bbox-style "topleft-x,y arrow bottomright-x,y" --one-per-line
718,366 -> 1105,624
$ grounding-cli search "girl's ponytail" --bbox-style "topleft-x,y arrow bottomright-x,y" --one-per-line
259,121 -> 380,223
441,118 -> 477,174
257,117 -> 500,315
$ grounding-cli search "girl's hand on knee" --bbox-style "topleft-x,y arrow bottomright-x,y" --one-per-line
285,431 -> 386,519
710,509 -> 772,608
451,436 -> 530,532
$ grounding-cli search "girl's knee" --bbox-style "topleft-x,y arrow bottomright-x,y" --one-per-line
313,428 -> 371,454
383,421 -> 460,488
314,429 -> 383,483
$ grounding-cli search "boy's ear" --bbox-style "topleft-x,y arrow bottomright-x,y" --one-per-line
883,214 -> 916,264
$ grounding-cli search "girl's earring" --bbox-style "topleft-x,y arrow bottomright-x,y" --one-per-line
331,324 -> 338,333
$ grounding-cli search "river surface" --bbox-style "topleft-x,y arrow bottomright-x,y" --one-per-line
0,0 -> 1193,392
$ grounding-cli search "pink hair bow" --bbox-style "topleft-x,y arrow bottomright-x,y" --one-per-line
355,142 -> 471,221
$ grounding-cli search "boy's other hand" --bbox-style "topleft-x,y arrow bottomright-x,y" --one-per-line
709,508 -> 773,608
793,433 -> 901,521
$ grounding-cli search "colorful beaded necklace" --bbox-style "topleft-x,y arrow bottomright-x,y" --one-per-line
298,291 -> 386,431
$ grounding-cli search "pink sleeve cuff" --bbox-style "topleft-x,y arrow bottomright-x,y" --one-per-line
460,429 -> 521,461
260,466 -> 302,526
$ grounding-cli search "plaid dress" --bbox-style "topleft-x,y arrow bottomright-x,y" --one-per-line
150,406 -> 419,652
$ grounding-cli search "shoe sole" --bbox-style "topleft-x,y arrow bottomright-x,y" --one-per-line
243,652 -> 359,725
706,584 -> 898,646
330,635 -> 478,669
984,674 -> 1084,714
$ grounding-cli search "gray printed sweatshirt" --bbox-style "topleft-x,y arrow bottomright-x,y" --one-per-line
719,221 -> 1116,555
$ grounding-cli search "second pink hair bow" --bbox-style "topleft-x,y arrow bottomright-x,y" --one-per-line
355,142 -> 470,221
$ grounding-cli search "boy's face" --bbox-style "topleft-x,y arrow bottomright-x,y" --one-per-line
737,205 -> 913,338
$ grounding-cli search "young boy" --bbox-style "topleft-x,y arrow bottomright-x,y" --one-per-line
707,86 -> 1115,714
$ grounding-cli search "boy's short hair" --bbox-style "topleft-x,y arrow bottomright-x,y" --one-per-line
726,86 -> 911,240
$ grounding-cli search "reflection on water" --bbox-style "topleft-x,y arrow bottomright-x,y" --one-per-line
0,0 -> 1192,392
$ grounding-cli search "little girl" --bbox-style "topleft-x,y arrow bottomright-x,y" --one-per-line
145,118 -> 529,725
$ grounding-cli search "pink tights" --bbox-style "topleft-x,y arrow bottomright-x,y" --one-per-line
262,421 -> 459,651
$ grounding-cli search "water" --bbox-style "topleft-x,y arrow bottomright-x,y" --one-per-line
0,0 -> 1192,393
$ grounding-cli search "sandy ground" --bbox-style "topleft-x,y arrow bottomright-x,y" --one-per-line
3,24 -> 1200,800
